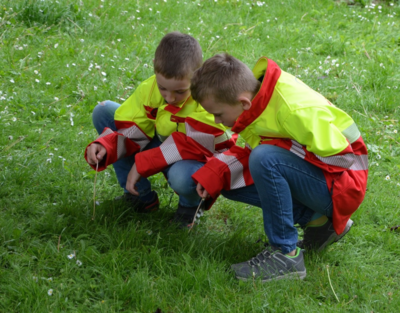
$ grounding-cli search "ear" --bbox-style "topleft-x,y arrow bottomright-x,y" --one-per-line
238,92 -> 253,111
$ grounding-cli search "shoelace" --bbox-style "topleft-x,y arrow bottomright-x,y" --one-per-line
248,248 -> 274,266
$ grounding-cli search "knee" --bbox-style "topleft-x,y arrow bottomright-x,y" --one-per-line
249,145 -> 281,176
168,171 -> 197,196
92,100 -> 111,121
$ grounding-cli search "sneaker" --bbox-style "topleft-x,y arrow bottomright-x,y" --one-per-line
231,247 -> 306,282
298,218 -> 353,252
171,203 -> 204,229
115,191 -> 159,213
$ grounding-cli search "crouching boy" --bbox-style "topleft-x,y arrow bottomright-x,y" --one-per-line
190,54 -> 368,282
85,33 -> 235,228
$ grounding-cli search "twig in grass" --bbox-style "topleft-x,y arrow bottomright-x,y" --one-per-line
362,43 -> 371,60
58,235 -> 61,252
343,295 -> 357,306
67,17 -> 83,32
3,136 -> 25,152
92,162 -> 99,220
326,265 -> 339,302
188,198 -> 205,233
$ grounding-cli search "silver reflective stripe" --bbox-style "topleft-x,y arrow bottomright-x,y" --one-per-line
350,154 -> 368,171
185,122 -> 215,152
214,153 -> 246,189
316,153 -> 355,169
245,143 -> 253,151
342,123 -> 360,144
119,126 -> 150,151
290,140 -> 306,159
214,131 -> 231,145
160,135 -> 183,164
97,128 -> 114,139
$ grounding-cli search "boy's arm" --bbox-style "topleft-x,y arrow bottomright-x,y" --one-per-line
135,116 -> 253,198
84,77 -> 159,171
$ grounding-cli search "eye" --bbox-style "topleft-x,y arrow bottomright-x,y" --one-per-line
176,90 -> 187,94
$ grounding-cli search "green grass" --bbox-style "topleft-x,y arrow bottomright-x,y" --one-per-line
1,0 -> 400,312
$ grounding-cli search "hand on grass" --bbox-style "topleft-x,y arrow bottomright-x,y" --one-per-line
126,163 -> 141,196
87,143 -> 106,165
196,182 -> 210,199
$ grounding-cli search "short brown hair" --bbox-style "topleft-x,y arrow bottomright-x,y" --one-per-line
154,32 -> 202,80
191,53 -> 260,105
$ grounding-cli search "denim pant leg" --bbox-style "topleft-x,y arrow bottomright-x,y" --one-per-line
92,100 -> 155,197
249,145 -> 333,254
164,160 -> 204,207
221,185 -> 262,208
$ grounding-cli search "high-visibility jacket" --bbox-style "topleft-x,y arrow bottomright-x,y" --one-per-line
192,57 -> 368,235
84,75 -> 235,171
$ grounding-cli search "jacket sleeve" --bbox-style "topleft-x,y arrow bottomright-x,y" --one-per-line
135,116 -> 253,198
84,78 -> 159,171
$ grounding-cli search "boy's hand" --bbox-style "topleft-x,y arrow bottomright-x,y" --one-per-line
126,164 -> 141,196
196,183 -> 210,199
87,143 -> 107,165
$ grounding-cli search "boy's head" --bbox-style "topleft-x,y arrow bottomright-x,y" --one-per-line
190,53 -> 260,127
154,32 -> 202,106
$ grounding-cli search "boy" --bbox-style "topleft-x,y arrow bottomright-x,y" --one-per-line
187,53 -> 368,282
85,33 -> 236,227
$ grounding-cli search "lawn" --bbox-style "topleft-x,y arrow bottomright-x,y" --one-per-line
1,0 -> 400,312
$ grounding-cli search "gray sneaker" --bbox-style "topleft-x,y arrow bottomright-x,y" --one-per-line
298,218 -> 353,252
231,247 -> 306,282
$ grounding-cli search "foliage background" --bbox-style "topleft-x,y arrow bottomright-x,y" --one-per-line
0,0 -> 399,312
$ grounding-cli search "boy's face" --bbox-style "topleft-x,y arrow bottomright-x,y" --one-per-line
155,73 -> 191,106
200,97 -> 245,127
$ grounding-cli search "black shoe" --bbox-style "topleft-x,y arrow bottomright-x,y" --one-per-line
231,246 -> 306,282
115,191 -> 159,213
171,203 -> 204,229
298,218 -> 353,251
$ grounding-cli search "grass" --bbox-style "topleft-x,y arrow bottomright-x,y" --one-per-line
1,0 -> 400,312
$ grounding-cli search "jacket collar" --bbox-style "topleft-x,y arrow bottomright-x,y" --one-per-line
231,57 -> 281,133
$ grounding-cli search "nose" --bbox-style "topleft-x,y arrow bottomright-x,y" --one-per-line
165,92 -> 175,103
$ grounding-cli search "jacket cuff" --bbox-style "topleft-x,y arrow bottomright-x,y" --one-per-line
192,165 -> 224,199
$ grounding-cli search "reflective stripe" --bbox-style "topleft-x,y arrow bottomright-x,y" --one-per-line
97,128 -> 114,139
186,123 -> 215,152
290,140 -> 306,159
245,143 -> 253,150
350,154 -> 368,171
160,135 -> 182,164
215,154 -> 246,189
342,123 -> 360,144
316,153 -> 355,169
214,131 -> 231,145
119,125 -> 150,150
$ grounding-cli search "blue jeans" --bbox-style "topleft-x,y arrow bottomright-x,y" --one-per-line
244,145 -> 333,254
92,100 -> 202,207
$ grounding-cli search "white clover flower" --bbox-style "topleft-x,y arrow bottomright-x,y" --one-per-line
33,276 -> 38,282
80,39 -> 84,42
47,277 -> 53,282
35,79 -> 40,83
377,154 -> 381,159
72,63 -> 76,66
54,43 -> 59,48
394,130 -> 398,134
101,72 -> 107,76
54,97 -> 59,101
34,70 -> 39,75
144,64 -> 148,68
9,135 -> 13,140
10,79 -> 15,83
48,289 -> 53,296
94,86 -> 98,90
46,158 -> 52,163
31,111 -> 36,115
67,253 -> 75,259
12,117 -> 16,122
46,82 -> 51,85
385,175 -> 390,180
76,260 -> 82,266
54,148 -> 58,151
